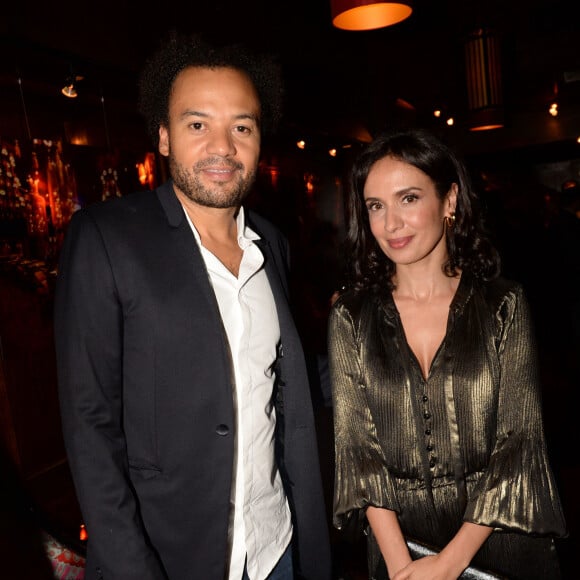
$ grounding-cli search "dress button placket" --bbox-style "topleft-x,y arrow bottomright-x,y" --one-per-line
421,380 -> 435,468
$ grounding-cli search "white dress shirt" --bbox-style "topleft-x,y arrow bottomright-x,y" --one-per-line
183,207 -> 292,580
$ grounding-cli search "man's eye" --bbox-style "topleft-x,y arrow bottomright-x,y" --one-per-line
235,126 -> 251,134
190,122 -> 203,130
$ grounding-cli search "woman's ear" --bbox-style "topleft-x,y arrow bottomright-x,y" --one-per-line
447,183 -> 458,216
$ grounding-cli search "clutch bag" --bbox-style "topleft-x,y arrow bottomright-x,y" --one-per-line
406,537 -> 506,580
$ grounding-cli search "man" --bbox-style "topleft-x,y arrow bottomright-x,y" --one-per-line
54,33 -> 332,580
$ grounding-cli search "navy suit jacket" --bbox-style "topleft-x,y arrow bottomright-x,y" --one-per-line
54,181 -> 332,580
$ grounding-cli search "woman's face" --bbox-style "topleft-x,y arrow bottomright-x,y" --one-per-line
363,155 -> 456,268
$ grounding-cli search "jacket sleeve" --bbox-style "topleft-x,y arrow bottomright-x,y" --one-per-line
54,210 -> 167,579
328,298 -> 399,535
464,285 -> 567,537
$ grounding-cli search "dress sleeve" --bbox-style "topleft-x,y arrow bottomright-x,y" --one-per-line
463,285 -> 567,537
328,299 -> 399,535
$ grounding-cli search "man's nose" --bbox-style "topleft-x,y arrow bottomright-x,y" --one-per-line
206,129 -> 236,156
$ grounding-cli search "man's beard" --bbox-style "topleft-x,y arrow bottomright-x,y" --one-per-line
169,154 -> 256,209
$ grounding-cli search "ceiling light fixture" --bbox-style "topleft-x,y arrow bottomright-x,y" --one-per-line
331,1 -> 413,31
464,28 -> 504,131
61,78 -> 78,98
61,71 -> 83,98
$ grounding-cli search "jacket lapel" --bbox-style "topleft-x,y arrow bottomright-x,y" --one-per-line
155,181 -> 220,312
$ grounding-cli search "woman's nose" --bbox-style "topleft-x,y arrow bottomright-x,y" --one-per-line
384,209 -> 403,232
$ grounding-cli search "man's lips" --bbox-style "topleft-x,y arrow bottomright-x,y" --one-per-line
202,166 -> 238,181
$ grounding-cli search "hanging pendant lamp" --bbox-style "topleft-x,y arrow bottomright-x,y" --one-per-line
464,28 -> 504,131
331,1 -> 413,31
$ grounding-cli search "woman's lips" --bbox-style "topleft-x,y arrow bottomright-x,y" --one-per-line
387,236 -> 413,249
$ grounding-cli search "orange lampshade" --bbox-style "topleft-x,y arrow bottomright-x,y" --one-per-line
331,0 -> 413,31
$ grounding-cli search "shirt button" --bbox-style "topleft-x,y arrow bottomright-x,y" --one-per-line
423,411 -> 431,419
422,395 -> 428,402
426,444 -> 434,451
216,424 -> 229,436
429,458 -> 436,468
425,429 -> 431,435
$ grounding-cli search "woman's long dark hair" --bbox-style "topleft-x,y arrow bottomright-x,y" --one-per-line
345,128 -> 500,293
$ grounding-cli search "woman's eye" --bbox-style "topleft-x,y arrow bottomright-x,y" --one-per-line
190,122 -> 204,131
366,201 -> 381,211
402,194 -> 418,204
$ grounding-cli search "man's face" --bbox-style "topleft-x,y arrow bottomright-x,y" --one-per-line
158,66 -> 261,208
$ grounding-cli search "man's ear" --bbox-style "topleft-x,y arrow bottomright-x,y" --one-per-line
158,126 -> 169,157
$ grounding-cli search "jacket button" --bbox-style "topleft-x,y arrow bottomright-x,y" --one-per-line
216,424 -> 229,436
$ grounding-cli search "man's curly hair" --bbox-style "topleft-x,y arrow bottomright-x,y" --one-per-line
138,31 -> 284,148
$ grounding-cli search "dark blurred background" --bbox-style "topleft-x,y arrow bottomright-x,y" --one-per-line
1,1 -> 579,578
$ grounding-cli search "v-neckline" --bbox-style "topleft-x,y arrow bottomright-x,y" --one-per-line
386,274 -> 472,381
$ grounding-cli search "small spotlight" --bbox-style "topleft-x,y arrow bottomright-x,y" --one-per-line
549,102 -> 558,117
62,73 -> 83,98
62,80 -> 78,98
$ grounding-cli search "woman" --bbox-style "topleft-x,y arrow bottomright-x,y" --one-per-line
328,128 -> 566,579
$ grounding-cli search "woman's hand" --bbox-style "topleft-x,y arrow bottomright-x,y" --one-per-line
392,522 -> 493,580
391,553 -> 464,580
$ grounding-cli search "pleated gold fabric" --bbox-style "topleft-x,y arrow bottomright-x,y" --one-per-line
328,274 -> 567,579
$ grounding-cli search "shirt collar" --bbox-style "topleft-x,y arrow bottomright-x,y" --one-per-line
181,205 -> 261,248
236,207 -> 260,250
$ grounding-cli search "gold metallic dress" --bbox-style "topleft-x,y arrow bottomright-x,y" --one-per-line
328,275 -> 567,579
